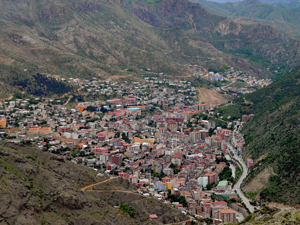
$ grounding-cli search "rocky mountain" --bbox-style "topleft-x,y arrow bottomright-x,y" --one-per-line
0,141 -> 187,224
192,0 -> 300,36
126,0 -> 300,80
0,0 -> 269,98
1,0 -> 300,97
217,66 -> 300,205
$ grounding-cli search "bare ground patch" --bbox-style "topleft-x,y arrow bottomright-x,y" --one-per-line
197,88 -> 227,104
243,167 -> 274,199
0,55 -> 15,65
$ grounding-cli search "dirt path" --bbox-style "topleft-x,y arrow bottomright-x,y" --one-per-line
63,86 -> 84,106
63,96 -> 72,106
81,177 -> 118,191
268,203 -> 295,215
0,95 -> 12,102
81,177 -> 143,197
82,177 -> 192,224
197,88 -> 227,104
86,189 -> 143,197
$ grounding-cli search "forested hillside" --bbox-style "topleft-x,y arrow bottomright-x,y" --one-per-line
218,67 -> 300,204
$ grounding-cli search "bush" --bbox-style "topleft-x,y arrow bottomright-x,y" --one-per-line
119,202 -> 135,217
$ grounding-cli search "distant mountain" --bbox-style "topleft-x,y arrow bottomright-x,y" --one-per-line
208,0 -> 242,3
126,0 -> 300,80
208,0 -> 297,4
0,0 -> 276,97
218,66 -> 300,205
0,0 -> 300,97
260,0 -> 296,5
192,0 -> 300,35
270,0 -> 300,8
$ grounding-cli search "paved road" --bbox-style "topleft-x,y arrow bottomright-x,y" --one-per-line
233,208 -> 245,222
228,143 -> 254,213
220,79 -> 236,91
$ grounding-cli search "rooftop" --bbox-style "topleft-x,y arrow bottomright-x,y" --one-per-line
217,181 -> 228,187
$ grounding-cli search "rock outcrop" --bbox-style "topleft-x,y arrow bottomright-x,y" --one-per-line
238,206 -> 300,225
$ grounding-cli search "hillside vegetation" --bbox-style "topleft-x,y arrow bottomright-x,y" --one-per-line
0,142 -> 187,224
0,0 -> 272,97
192,0 -> 300,36
1,0 -> 300,96
267,0 -> 300,8
126,0 -> 300,80
218,67 -> 300,204
237,206 -> 300,225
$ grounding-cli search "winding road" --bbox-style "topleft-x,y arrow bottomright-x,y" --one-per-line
220,78 -> 236,91
228,143 -> 254,213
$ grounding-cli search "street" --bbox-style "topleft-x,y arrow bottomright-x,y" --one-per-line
228,143 -> 255,213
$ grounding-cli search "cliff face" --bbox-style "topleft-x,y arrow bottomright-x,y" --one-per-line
0,142 -> 187,224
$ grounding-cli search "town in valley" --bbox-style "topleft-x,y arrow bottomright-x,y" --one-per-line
0,69 -> 271,224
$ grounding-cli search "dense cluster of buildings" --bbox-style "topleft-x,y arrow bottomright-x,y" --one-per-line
0,77 -> 254,223
192,66 -> 272,97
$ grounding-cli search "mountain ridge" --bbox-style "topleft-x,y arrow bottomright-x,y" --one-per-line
0,0 -> 273,97
192,0 -> 300,36
126,0 -> 300,79
0,0 -> 300,97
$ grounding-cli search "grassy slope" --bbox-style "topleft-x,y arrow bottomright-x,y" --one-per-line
218,67 -> 300,204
